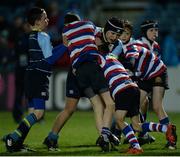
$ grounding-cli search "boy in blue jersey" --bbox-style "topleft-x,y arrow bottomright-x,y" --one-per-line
3,7 -> 67,152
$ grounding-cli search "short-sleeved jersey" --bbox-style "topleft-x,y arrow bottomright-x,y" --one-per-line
62,21 -> 98,68
27,31 -> 53,75
124,44 -> 166,80
93,53 -> 137,99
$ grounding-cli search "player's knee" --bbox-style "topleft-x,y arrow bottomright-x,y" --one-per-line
34,110 -> 44,120
64,104 -> 76,115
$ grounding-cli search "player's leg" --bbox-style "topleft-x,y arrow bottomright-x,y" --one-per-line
43,97 -> 79,150
43,69 -> 80,150
4,70 -> 48,152
5,98 -> 45,152
115,110 -> 143,154
137,81 -> 155,145
90,94 -> 104,135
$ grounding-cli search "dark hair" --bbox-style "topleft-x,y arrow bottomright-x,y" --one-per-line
123,20 -> 133,34
141,20 -> 158,36
104,17 -> 124,34
64,12 -> 81,25
27,7 -> 45,26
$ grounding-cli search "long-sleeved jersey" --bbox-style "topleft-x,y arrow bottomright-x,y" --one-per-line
136,37 -> 161,58
62,20 -> 98,69
124,44 -> 166,80
93,53 -> 137,99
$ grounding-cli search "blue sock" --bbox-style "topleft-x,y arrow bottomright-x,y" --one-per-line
11,113 -> 37,142
48,131 -> 59,141
159,117 -> 169,124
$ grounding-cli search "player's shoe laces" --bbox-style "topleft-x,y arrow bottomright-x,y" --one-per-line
138,133 -> 155,146
127,147 -> 143,154
4,134 -> 27,152
165,124 -> 177,150
96,135 -> 110,152
43,137 -> 60,151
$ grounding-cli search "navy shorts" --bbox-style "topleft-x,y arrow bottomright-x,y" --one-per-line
24,70 -> 49,100
114,87 -> 140,117
66,69 -> 85,98
75,61 -> 108,96
138,70 -> 169,93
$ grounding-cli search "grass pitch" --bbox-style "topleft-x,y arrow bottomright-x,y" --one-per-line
0,111 -> 179,156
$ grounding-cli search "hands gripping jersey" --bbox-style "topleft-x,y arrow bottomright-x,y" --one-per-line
124,44 -> 166,80
93,53 -> 137,99
62,20 -> 98,68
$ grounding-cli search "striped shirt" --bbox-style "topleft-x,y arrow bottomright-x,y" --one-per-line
124,44 -> 166,80
93,53 -> 137,99
63,21 -> 98,68
135,37 -> 161,58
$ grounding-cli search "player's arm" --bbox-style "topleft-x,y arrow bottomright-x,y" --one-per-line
46,44 -> 68,65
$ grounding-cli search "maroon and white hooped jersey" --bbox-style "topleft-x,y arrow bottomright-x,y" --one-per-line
63,20 -> 98,68
93,53 -> 137,99
124,44 -> 166,80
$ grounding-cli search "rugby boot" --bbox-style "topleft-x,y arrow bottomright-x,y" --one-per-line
165,124 -> 177,150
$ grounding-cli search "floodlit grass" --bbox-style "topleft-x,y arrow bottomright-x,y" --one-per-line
0,111 -> 180,156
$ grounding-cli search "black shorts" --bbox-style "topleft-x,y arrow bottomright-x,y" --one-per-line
24,70 -> 49,100
75,61 -> 108,96
138,70 -> 169,93
66,69 -> 85,98
114,87 -> 140,117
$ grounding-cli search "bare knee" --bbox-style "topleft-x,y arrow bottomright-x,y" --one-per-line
34,110 -> 44,120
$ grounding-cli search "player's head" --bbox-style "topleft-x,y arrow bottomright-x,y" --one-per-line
64,12 -> 81,25
104,17 -> 124,43
119,20 -> 133,44
141,20 -> 159,42
27,7 -> 48,30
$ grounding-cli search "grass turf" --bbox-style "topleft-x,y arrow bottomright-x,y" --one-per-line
0,111 -> 180,156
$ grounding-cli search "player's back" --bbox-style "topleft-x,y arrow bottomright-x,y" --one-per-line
63,21 -> 98,68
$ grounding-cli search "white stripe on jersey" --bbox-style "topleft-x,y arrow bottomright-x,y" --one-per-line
148,61 -> 164,78
68,35 -> 95,46
70,44 -> 97,58
112,82 -> 137,98
109,74 -> 129,85
63,24 -> 94,36
104,64 -> 123,76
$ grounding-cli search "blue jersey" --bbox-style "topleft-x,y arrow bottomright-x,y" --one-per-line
27,31 -> 53,74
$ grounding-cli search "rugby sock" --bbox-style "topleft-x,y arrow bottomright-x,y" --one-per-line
10,113 -> 37,142
142,122 -> 167,133
122,125 -> 141,149
130,124 -> 136,133
159,117 -> 169,124
48,131 -> 59,141
101,127 -> 111,142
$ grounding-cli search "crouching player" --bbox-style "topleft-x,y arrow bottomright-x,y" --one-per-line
93,53 -> 177,154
